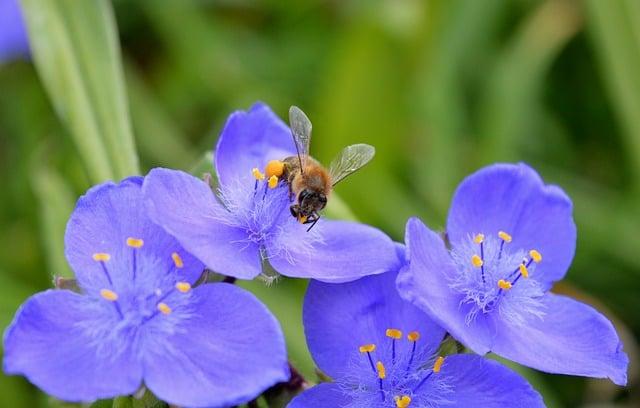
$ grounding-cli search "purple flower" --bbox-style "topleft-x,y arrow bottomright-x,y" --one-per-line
289,252 -> 544,407
397,163 -> 628,385
0,0 -> 30,63
143,102 -> 398,282
3,177 -> 289,406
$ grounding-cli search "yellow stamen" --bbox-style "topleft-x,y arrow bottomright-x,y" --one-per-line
519,264 -> 529,278
473,234 -> 485,244
157,302 -> 172,315
265,160 -> 285,178
252,167 -> 265,181
175,282 -> 191,293
359,344 -> 376,353
268,175 -> 279,189
407,331 -> 420,342
92,253 -> 110,262
386,328 -> 402,339
100,289 -> 118,301
395,395 -> 412,408
471,254 -> 484,268
529,249 -> 542,263
376,361 -> 386,379
497,279 -> 512,290
433,356 -> 445,373
498,231 -> 512,243
298,215 -> 308,224
171,252 -> 184,268
126,237 -> 144,248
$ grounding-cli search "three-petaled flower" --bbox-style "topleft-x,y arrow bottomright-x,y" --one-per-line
289,252 -> 544,407
3,177 -> 289,406
143,102 -> 398,282
397,163 -> 628,385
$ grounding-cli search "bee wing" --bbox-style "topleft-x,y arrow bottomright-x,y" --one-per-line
329,144 -> 375,186
289,106 -> 312,170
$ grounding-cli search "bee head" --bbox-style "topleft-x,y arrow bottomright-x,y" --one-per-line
298,189 -> 327,210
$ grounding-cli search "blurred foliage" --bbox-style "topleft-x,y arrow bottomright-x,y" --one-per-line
0,0 -> 639,407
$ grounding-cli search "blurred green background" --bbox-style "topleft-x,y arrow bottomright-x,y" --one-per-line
0,0 -> 639,406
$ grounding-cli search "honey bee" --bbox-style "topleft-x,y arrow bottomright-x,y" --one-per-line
264,106 -> 375,231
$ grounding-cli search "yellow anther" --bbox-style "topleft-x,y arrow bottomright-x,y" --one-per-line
252,167 -> 265,181
92,253 -> 111,262
519,264 -> 529,278
407,331 -> 420,342
171,252 -> 184,268
175,282 -> 191,293
376,361 -> 386,379
298,215 -> 308,224
497,279 -> 512,290
126,237 -> 144,248
100,289 -> 118,301
268,175 -> 279,189
265,160 -> 285,178
529,249 -> 542,263
359,344 -> 376,353
157,302 -> 172,315
471,254 -> 484,268
498,231 -> 512,243
473,234 -> 485,244
395,395 -> 412,408
386,328 -> 402,339
433,356 -> 445,373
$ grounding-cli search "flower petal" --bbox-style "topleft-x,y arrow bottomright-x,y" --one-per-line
304,269 -> 446,379
65,177 -> 204,294
491,293 -> 628,385
446,163 -> 576,287
397,217 -> 496,354
288,383 -> 348,408
215,102 -> 297,189
0,0 -> 30,62
3,290 -> 142,402
143,168 -> 262,279
142,283 -> 289,407
439,354 -> 544,408
267,220 -> 399,282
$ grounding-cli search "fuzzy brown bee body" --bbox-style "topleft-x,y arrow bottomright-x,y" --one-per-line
281,156 -> 332,224
265,106 -> 375,231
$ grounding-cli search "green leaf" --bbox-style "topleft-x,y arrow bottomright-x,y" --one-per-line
586,0 -> 640,195
20,0 -> 139,182
30,160 -> 74,279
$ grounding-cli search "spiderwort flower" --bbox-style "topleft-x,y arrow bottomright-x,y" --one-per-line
143,102 -> 398,282
0,0 -> 30,63
3,177 -> 289,406
397,163 -> 628,385
289,256 -> 544,408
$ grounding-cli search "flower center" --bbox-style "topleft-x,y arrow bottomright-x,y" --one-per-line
339,329 -> 452,407
90,239 -> 195,332
449,231 -> 546,326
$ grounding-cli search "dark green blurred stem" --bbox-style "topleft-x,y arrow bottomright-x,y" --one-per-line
262,362 -> 308,407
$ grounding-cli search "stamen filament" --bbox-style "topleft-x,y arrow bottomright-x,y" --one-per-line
406,334 -> 418,372
376,361 -> 386,401
386,329 -> 402,363
413,356 -> 445,392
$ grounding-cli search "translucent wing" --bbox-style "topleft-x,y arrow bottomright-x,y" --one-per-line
289,106 -> 312,171
329,144 -> 375,186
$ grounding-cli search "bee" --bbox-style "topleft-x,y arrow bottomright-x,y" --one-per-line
264,106 -> 375,231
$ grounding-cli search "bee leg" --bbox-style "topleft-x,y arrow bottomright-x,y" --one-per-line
288,183 -> 295,202
306,213 -> 320,232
